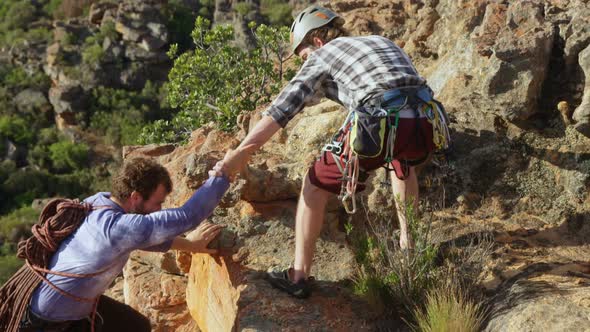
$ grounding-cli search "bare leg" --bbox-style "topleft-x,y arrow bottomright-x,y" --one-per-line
390,166 -> 419,250
292,174 -> 332,282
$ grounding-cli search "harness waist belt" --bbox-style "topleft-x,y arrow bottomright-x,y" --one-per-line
365,85 -> 433,108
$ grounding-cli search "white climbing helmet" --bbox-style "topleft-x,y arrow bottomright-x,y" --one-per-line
290,5 -> 343,54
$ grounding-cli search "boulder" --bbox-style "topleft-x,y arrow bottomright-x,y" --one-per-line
88,2 -> 119,25
573,44 -> 590,137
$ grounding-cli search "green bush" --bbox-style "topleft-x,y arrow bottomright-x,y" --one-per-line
350,200 -> 439,315
24,27 -> 53,43
197,0 -> 215,18
0,166 -> 98,213
98,21 -> 118,42
81,21 -> 119,67
1,66 -> 51,91
27,128 -> 61,170
49,141 -> 90,173
234,2 -> 254,16
0,116 -> 35,145
61,32 -> 78,46
82,43 -> 105,66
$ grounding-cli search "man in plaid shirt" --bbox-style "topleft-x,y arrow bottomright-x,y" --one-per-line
232,5 -> 440,298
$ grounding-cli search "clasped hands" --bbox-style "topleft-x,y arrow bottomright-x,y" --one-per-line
208,148 -> 251,181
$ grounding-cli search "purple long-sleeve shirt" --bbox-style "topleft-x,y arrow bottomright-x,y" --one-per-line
29,176 -> 230,321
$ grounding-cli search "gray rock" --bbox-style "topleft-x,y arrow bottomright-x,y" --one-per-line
573,44 -> 590,137
48,84 -> 86,115
3,139 -> 18,162
139,35 -> 167,52
88,2 -> 118,25
485,278 -> 590,332
559,167 -> 590,200
207,227 -> 237,250
563,6 -> 590,68
124,43 -> 168,62
14,89 -> 49,113
115,19 -> 144,42
146,22 -> 168,42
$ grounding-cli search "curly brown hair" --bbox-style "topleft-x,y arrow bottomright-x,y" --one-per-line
300,19 -> 349,50
111,158 -> 172,201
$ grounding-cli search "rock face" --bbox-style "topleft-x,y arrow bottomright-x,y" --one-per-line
43,0 -> 172,132
573,44 -> 590,136
108,1 -> 590,331
122,252 -> 199,332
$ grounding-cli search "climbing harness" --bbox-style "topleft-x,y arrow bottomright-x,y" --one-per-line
322,85 -> 451,214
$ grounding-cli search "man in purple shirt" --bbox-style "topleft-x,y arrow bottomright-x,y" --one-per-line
19,153 -> 243,332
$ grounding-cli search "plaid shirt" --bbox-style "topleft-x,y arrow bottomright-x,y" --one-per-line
264,35 -> 427,127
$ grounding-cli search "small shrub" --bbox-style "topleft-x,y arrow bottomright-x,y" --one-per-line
413,284 -> 485,332
234,2 -> 254,16
49,140 -> 90,173
20,27 -> 53,44
62,32 -> 78,46
98,21 -> 118,41
0,116 -> 35,145
81,43 -> 104,66
2,67 -> 50,91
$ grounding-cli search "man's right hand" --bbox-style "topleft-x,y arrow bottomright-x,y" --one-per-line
176,222 -> 225,254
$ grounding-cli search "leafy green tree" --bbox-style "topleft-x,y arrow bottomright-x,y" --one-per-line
142,17 -> 293,143
49,141 -> 90,173
3,1 -> 36,30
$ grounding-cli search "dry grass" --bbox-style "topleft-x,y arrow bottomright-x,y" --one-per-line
413,284 -> 485,332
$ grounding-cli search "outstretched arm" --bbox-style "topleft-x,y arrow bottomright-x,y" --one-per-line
114,176 -> 230,253
234,116 -> 282,158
